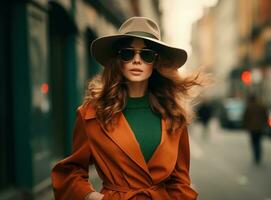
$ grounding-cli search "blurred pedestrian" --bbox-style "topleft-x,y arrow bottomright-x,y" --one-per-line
51,17 -> 206,200
243,94 -> 268,165
197,100 -> 213,138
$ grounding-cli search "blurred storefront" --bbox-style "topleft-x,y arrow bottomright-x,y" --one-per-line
0,0 -> 161,199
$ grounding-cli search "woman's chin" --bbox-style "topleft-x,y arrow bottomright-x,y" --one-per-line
127,77 -> 148,82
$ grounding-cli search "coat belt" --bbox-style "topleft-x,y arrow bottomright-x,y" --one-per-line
103,183 -> 165,200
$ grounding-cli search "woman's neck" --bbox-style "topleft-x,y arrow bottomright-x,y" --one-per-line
127,81 -> 148,97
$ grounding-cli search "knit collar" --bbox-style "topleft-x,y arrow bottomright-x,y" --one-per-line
125,95 -> 150,109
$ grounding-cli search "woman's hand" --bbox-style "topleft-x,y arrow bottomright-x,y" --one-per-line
85,191 -> 104,200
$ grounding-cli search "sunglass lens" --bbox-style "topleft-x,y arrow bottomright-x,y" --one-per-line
119,48 -> 157,63
119,49 -> 134,61
141,50 -> 157,63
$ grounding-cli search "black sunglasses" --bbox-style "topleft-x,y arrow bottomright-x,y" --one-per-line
118,48 -> 158,64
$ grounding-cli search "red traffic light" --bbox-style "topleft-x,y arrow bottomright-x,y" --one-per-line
241,70 -> 251,85
41,83 -> 49,94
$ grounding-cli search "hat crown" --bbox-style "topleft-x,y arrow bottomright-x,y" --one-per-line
118,17 -> 161,40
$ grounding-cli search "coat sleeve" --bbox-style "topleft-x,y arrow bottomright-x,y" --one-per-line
165,127 -> 198,200
51,108 -> 95,200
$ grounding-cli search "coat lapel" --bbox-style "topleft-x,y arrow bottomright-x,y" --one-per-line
100,112 -> 152,178
103,114 -> 179,183
147,118 -> 181,181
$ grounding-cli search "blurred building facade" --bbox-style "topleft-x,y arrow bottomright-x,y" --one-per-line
189,0 -> 271,107
0,0 -> 161,199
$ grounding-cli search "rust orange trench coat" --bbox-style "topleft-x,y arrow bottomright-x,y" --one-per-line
51,103 -> 198,200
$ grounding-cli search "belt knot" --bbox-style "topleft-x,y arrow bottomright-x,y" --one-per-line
103,182 -> 165,200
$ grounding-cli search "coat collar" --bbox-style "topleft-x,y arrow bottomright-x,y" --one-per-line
83,103 -> 96,119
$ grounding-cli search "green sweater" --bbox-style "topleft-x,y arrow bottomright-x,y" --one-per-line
123,95 -> 161,162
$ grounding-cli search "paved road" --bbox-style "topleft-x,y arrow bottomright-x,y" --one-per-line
189,119 -> 271,200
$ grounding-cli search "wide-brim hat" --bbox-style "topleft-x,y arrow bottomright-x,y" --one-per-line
91,16 -> 187,69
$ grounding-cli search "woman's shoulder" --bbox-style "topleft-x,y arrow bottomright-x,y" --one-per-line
77,101 -> 97,120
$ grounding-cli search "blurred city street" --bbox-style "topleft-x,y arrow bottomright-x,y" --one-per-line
189,119 -> 271,200
2,0 -> 271,199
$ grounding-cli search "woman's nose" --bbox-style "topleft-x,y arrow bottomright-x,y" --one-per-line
133,52 -> 142,63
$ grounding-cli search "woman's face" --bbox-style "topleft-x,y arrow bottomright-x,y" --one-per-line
119,38 -> 155,83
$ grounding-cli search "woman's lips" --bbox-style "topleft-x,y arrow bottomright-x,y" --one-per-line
129,68 -> 143,75
130,68 -> 143,72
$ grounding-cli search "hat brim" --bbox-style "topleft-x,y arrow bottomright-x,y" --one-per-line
91,34 -> 187,69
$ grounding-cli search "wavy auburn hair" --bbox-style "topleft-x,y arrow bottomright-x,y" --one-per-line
84,39 -> 209,133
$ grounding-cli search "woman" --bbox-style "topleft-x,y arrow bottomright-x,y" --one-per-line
51,16 -> 204,200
